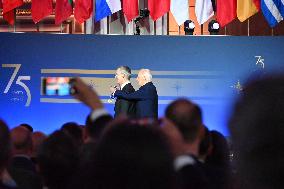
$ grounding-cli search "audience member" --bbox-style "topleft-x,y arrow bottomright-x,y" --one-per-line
205,130 -> 231,189
0,120 -> 14,189
31,132 -> 47,164
165,98 -> 209,189
71,77 -> 113,144
198,126 -> 212,163
61,122 -> 83,146
37,130 -> 80,189
229,75 -> 284,189
8,126 -> 42,189
18,124 -> 33,133
77,120 -> 176,189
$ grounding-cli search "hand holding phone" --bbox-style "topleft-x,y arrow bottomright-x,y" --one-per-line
42,77 -> 73,95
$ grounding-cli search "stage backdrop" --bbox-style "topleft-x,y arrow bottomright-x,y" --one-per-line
1,33 -> 284,135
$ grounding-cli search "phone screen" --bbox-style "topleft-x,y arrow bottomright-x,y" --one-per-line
42,77 -> 71,95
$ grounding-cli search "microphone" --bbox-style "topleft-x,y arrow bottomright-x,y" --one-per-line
108,85 -> 119,103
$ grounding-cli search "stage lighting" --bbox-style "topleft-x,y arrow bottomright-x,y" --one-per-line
184,20 -> 195,35
208,20 -> 220,35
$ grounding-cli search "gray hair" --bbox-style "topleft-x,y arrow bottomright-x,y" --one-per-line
118,66 -> 131,80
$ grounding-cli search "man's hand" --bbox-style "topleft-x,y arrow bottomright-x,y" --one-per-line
71,77 -> 103,110
110,86 -> 117,94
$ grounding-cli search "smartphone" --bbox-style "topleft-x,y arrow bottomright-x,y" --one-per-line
42,77 -> 73,95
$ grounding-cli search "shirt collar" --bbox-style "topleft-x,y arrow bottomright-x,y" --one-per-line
121,81 -> 130,89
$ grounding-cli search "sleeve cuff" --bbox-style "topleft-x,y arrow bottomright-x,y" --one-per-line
174,155 -> 196,171
90,108 -> 109,122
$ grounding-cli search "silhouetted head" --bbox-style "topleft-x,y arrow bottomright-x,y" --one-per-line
229,75 -> 284,189
38,130 -> 80,189
19,123 -> 33,133
165,98 -> 203,143
10,126 -> 32,156
0,120 -> 11,173
61,122 -> 83,146
81,120 -> 175,189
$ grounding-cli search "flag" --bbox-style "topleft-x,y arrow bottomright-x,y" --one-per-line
148,0 -> 170,21
55,0 -> 73,25
122,0 -> 138,22
1,0 -> 23,25
95,0 -> 121,22
32,0 -> 53,23
3,11 -> 15,25
195,0 -> 214,25
106,0 -> 121,13
74,0 -> 93,23
171,0 -> 189,26
95,0 -> 111,21
216,0 -> 237,27
237,0 -> 260,22
261,0 -> 284,27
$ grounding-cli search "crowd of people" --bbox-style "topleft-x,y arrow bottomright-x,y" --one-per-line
0,67 -> 283,189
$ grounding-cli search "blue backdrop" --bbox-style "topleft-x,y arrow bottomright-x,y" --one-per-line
1,33 -> 284,135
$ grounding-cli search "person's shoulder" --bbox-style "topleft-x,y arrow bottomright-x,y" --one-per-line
124,83 -> 135,92
125,83 -> 134,88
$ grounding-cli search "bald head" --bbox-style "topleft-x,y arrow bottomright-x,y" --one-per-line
165,98 -> 203,143
11,126 -> 32,155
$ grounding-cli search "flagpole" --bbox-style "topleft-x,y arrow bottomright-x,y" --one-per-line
13,9 -> 16,32
248,19 -> 250,36
36,23 -> 40,32
154,21 -> 156,35
107,16 -> 110,34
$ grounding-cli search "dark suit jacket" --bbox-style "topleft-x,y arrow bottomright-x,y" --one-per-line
114,82 -> 158,118
9,156 -> 36,173
177,155 -> 209,189
8,156 -> 42,189
114,83 -> 136,118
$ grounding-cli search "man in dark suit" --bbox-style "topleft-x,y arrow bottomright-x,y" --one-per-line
111,69 -> 158,119
8,126 -> 42,189
113,66 -> 136,118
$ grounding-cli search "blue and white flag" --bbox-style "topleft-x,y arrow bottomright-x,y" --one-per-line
261,0 -> 284,27
106,0 -> 121,14
95,0 -> 121,21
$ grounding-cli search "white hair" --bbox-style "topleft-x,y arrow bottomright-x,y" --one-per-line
140,69 -> 152,82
